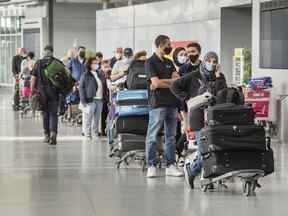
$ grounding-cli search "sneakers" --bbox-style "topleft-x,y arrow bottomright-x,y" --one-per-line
166,165 -> 184,177
146,166 -> 157,178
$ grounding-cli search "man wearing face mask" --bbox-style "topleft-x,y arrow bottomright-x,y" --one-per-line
110,47 -> 133,83
171,52 -> 227,188
145,35 -> 183,178
179,42 -> 202,77
110,47 -> 123,68
67,46 -> 87,82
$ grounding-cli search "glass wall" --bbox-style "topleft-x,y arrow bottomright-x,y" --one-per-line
0,16 -> 23,85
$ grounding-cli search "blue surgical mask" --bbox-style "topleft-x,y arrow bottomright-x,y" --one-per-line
205,62 -> 216,72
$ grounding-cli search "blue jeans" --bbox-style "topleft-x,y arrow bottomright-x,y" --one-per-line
190,130 -> 203,177
83,99 -> 103,136
146,107 -> 177,167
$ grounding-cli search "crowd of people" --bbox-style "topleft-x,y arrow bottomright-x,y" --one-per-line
11,34 -> 228,186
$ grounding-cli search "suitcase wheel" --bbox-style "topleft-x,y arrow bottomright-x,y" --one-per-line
242,180 -> 257,197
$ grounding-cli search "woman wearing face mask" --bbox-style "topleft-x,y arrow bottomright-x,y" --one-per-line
171,51 -> 227,188
172,47 -> 188,70
79,57 -> 108,138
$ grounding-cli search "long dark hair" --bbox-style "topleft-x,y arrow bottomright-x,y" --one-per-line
86,57 -> 98,72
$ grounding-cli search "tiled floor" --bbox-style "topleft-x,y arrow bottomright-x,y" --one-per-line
0,87 -> 287,216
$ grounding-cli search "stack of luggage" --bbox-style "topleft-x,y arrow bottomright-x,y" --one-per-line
201,103 -> 274,179
110,90 -> 149,156
248,76 -> 273,90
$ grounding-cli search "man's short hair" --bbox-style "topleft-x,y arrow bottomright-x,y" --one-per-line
155,35 -> 170,48
186,42 -> 202,53
95,52 -> 103,59
44,45 -> 53,52
78,46 -> 86,51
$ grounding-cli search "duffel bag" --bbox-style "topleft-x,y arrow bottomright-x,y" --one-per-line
44,59 -> 75,95
206,103 -> 255,126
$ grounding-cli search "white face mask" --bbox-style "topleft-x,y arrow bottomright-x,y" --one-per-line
115,53 -> 122,60
177,55 -> 187,65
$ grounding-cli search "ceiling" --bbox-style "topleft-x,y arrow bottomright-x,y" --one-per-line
0,0 -> 165,8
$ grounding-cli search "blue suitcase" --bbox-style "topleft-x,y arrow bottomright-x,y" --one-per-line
116,90 -> 148,106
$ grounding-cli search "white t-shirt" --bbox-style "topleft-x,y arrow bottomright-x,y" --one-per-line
91,71 -> 103,100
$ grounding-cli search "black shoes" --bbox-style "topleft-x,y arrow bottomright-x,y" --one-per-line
49,132 -> 57,145
43,131 -> 50,143
43,131 -> 57,145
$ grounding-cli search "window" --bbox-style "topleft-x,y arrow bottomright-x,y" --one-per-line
260,3 -> 288,69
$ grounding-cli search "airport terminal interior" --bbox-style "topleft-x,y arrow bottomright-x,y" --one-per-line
0,0 -> 288,215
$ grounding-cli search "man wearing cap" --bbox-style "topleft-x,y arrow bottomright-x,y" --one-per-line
110,47 -> 134,83
110,47 -> 123,68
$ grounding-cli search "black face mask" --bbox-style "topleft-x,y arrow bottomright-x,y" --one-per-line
189,54 -> 199,63
79,51 -> 85,58
164,47 -> 172,55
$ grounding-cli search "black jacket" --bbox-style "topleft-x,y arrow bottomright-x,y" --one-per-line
12,55 -> 23,76
171,69 -> 227,130
179,61 -> 201,77
79,70 -> 108,104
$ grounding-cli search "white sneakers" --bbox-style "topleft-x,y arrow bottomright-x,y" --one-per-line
146,165 -> 184,178
147,166 -> 157,178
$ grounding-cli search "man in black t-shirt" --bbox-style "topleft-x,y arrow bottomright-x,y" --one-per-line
31,45 -> 60,145
145,35 -> 183,178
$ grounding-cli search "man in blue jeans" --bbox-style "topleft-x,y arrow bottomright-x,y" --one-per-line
145,35 -> 184,178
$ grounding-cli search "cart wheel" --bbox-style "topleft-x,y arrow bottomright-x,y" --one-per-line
244,181 -> 256,197
124,158 -> 129,166
115,162 -> 121,170
201,185 -> 208,192
142,160 -> 147,172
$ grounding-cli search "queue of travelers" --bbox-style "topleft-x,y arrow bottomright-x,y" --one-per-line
11,34 -> 227,186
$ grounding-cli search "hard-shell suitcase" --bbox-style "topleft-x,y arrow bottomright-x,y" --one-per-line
206,103 -> 255,126
117,134 -> 146,152
116,90 -> 148,106
202,149 -> 274,178
201,125 -> 267,154
115,115 -> 149,135
116,105 -> 149,117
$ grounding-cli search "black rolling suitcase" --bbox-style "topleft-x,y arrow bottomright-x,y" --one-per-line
117,134 -> 146,152
206,103 -> 255,126
115,115 -> 149,135
201,125 -> 267,154
203,149 -> 274,178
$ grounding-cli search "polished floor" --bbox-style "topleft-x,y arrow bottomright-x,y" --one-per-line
0,87 -> 287,216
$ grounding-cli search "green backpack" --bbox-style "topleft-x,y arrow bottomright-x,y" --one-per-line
44,59 -> 75,95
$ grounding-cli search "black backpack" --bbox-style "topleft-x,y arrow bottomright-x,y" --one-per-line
126,60 -> 147,89
216,87 -> 245,105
